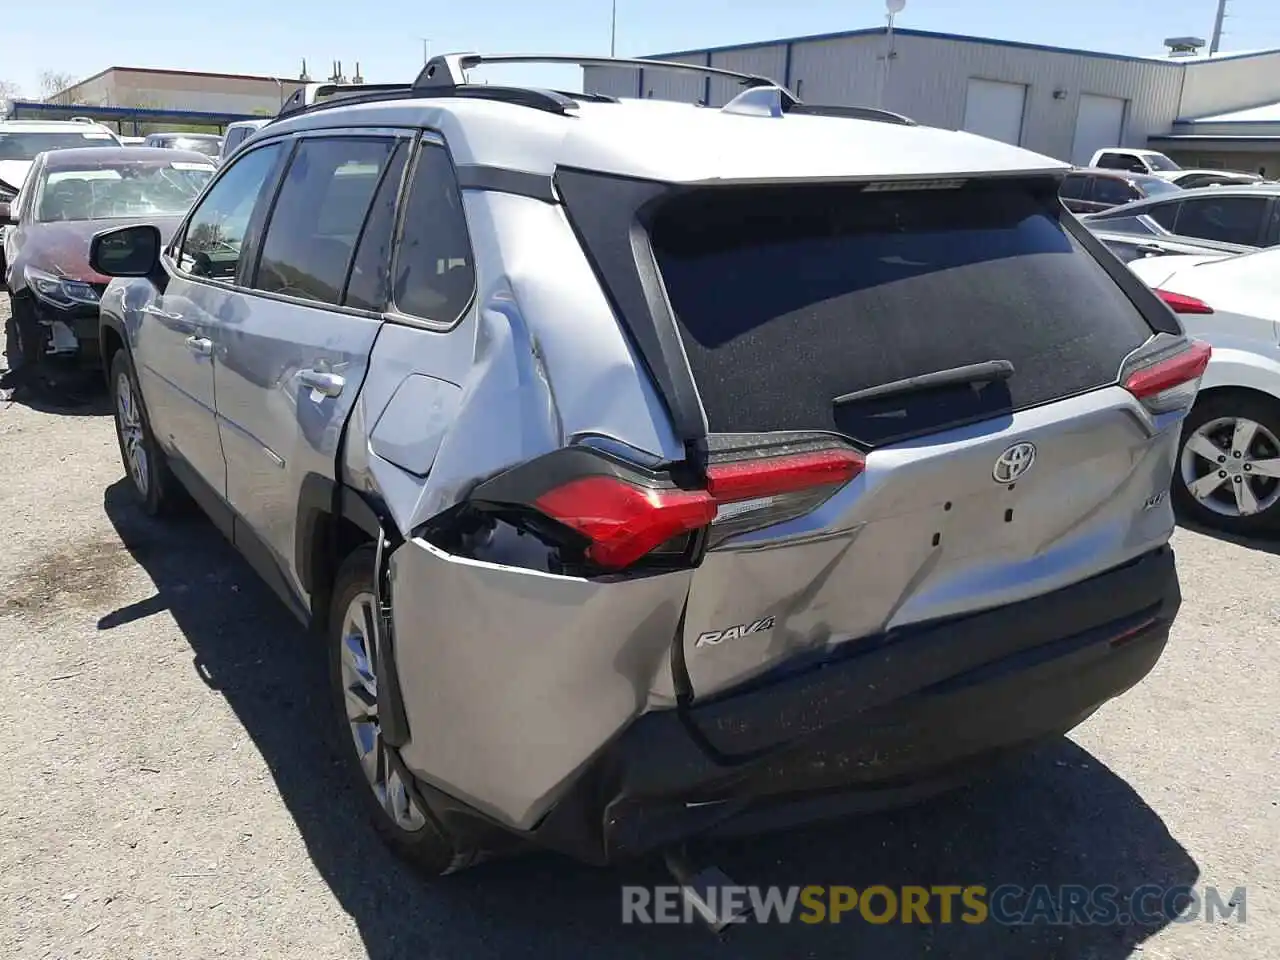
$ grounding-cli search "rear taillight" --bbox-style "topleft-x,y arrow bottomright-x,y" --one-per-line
1155,289 -> 1214,315
534,477 -> 715,569
471,444 -> 865,571
1123,338 -> 1211,414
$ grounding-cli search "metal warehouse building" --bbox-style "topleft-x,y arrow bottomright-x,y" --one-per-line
583,28 -> 1280,176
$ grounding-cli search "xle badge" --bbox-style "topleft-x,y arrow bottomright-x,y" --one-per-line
695,617 -> 776,648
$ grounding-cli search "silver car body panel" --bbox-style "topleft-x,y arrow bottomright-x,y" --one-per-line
106,84 -> 1193,843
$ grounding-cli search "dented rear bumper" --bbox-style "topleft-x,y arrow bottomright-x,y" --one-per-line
393,542 -> 1179,865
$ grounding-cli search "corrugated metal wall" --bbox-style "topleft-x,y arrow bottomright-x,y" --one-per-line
584,33 -> 1189,163
1179,53 -> 1280,119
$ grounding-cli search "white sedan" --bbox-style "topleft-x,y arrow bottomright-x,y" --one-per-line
1129,249 -> 1280,534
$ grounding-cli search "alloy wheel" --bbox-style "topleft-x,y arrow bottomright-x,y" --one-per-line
339,592 -> 428,833
1180,416 -> 1280,518
115,371 -> 149,498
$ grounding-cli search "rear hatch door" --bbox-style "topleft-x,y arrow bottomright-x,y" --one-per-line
645,176 -> 1184,699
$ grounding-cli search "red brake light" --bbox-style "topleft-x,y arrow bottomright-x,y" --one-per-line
534,477 -> 715,570
1124,339 -> 1211,410
501,446 -> 867,570
706,448 -> 866,502
1155,289 -> 1213,315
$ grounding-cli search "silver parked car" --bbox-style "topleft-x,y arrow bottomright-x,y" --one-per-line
90,53 -> 1201,876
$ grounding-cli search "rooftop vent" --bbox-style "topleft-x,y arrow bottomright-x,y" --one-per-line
1164,36 -> 1207,57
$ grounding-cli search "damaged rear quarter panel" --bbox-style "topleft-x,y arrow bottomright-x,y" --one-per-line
389,539 -> 692,830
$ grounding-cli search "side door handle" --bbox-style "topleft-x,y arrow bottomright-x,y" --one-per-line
298,368 -> 346,397
1135,244 -> 1168,257
185,335 -> 213,357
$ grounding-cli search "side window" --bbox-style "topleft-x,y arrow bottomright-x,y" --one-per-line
1096,153 -> 1125,170
1146,202 -> 1180,231
1092,177 -> 1137,206
253,136 -> 398,305
343,141 -> 408,311
177,144 -> 282,281
1265,202 -> 1280,247
391,141 -> 475,325
1092,215 -> 1155,236
1174,197 -> 1266,246
1058,175 -> 1088,200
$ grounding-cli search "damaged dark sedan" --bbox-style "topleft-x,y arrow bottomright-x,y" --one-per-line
2,147 -> 214,387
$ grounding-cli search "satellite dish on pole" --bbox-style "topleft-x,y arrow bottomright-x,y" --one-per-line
886,0 -> 906,13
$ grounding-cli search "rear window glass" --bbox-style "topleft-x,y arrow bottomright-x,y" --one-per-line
650,179 -> 1154,445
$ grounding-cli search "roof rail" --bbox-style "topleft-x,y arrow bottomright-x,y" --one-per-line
785,102 -> 917,126
413,52 -> 780,94
276,82 -> 415,118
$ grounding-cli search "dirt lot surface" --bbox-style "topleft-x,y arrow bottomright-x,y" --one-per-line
1,298 -> 1277,959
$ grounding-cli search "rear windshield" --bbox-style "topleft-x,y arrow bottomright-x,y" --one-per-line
650,179 -> 1154,445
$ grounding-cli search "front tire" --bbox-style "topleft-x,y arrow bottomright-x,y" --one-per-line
1173,391 -> 1280,536
327,546 -> 457,876
109,348 -> 181,516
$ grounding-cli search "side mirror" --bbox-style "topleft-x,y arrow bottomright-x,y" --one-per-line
89,224 -> 162,279
0,201 -> 13,226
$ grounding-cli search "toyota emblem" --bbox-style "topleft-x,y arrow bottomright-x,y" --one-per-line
993,441 -> 1037,483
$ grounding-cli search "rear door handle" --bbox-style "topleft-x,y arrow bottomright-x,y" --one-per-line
298,369 -> 345,397
185,336 -> 213,357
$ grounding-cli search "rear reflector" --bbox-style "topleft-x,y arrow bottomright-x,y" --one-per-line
706,449 -> 866,502
534,478 -> 716,570
1155,289 -> 1213,315
1124,339 -> 1211,414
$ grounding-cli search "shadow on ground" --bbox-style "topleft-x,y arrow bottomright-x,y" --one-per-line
1177,518 -> 1280,556
101,479 -> 1198,960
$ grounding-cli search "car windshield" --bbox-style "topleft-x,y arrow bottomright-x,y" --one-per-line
36,160 -> 214,222
156,137 -> 222,157
0,130 -> 118,161
1145,154 -> 1181,172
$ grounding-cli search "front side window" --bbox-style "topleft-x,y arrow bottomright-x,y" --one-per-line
391,141 -> 475,325
36,160 -> 213,222
1174,197 -> 1266,246
253,137 -> 399,305
1145,202 -> 1181,231
177,143 -> 282,282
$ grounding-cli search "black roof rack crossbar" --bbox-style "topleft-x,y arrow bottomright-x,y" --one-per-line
276,82 -> 415,118
784,102 -> 917,126
413,53 -> 780,94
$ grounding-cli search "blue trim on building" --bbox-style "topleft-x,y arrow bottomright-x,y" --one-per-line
5,99 -> 259,124
649,26 -> 1280,69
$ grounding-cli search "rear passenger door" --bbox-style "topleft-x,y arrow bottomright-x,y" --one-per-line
213,129 -> 410,610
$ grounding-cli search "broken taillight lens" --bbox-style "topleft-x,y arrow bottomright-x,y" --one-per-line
1123,338 -> 1211,414
472,444 -> 865,571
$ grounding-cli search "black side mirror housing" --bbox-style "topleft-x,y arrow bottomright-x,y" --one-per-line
89,224 -> 163,282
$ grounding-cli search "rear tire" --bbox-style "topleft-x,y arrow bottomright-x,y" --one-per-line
1172,391 -> 1280,536
327,546 -> 457,876
109,348 -> 183,517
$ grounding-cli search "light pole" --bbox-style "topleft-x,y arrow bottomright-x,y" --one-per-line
421,38 -> 432,65
610,0 -> 617,56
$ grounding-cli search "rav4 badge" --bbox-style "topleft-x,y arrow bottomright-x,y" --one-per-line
695,617 -> 776,648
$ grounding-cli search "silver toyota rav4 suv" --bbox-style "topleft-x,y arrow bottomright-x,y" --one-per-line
91,54 -> 1205,876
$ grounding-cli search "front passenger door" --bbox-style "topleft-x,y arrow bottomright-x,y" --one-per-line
136,143 -> 285,500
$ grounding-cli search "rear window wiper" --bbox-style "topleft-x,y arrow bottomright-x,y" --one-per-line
833,360 -> 1015,407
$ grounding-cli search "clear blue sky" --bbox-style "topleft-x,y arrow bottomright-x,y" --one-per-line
6,0 -> 1280,97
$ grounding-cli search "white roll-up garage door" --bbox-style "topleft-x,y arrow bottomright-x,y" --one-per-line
1071,94 -> 1127,166
962,78 -> 1027,146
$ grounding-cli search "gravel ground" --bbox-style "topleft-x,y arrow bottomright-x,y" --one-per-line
0,296 -> 1277,959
